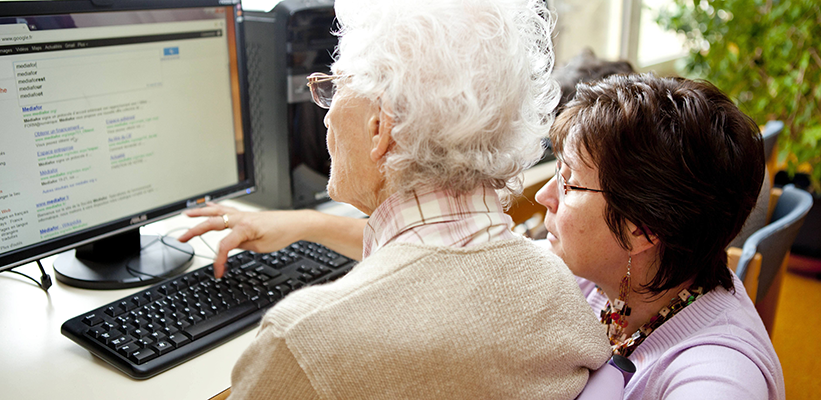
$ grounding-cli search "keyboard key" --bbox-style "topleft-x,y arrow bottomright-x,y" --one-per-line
251,295 -> 272,309
82,313 -> 103,326
166,333 -> 190,348
157,284 -> 176,296
152,341 -> 173,355
130,296 -> 144,307
196,309 -> 213,320
131,327 -> 149,338
328,256 -> 350,267
148,331 -> 167,343
240,260 -> 260,270
183,302 -> 256,341
129,348 -> 157,364
118,343 -> 140,358
108,335 -> 132,350
192,271 -> 208,282
135,338 -> 153,349
253,264 -> 281,279
97,329 -> 123,345
237,252 -> 255,262
272,284 -> 290,295
86,326 -> 107,338
262,274 -> 289,288
172,320 -> 191,331
160,326 -> 178,337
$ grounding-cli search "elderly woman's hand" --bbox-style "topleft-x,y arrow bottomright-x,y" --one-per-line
178,202 -> 367,278
177,203 -> 319,278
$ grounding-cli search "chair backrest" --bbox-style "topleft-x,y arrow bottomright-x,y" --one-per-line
761,120 -> 784,163
728,168 -> 772,249
735,184 -> 814,303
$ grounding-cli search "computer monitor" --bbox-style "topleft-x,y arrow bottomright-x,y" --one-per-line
0,0 -> 254,289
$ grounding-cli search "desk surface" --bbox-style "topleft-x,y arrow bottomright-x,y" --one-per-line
0,199 -> 364,400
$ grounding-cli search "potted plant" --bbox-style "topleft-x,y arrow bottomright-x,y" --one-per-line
655,0 -> 821,258
655,0 -> 820,190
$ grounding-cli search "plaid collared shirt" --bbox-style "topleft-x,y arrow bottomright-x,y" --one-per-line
362,186 -> 516,258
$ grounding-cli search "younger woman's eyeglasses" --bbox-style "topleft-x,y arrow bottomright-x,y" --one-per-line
555,159 -> 605,203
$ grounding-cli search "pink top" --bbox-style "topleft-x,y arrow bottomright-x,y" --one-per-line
363,186 -> 515,258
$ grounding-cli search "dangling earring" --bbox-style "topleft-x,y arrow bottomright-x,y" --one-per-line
605,256 -> 632,346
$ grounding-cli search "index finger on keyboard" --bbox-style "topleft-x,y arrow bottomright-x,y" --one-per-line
214,233 -> 246,278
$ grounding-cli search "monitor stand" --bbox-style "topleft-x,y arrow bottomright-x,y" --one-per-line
53,229 -> 194,290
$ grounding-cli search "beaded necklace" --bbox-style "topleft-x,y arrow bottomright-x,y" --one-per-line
600,285 -> 707,357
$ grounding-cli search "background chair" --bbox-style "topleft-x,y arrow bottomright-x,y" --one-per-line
761,120 -> 784,164
761,120 -> 784,188
728,121 -> 784,249
728,184 -> 814,335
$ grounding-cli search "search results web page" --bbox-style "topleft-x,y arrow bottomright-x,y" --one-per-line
0,16 -> 240,254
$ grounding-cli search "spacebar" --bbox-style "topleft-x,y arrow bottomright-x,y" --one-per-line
184,302 -> 258,341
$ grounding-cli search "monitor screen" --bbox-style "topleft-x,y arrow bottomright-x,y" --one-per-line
0,0 -> 254,288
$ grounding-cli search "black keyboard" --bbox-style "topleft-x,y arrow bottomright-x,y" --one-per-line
61,240 -> 356,379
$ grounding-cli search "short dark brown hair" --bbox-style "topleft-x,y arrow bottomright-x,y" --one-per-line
550,74 -> 765,295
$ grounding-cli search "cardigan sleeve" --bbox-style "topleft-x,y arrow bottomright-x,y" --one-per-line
228,326 -> 321,400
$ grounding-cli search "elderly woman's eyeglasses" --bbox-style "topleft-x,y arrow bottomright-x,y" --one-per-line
306,72 -> 348,109
555,159 -> 605,203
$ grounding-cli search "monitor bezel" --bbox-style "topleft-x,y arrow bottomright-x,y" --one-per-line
0,0 -> 255,272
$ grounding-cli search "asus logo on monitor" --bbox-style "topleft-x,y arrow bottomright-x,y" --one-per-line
129,214 -> 147,224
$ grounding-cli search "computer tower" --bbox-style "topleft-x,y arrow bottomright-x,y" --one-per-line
241,0 -> 336,210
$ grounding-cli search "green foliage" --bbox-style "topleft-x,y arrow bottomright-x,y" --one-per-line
656,0 -> 821,192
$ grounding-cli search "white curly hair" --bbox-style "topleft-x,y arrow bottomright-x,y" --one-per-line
331,0 -> 559,202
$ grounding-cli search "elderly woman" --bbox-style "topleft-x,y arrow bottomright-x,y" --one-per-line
535,74 -> 785,399
180,0 -> 610,398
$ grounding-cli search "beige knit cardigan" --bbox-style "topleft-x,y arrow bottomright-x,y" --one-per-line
228,238 -> 611,399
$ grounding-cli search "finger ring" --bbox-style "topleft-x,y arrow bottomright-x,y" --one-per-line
222,214 -> 230,229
